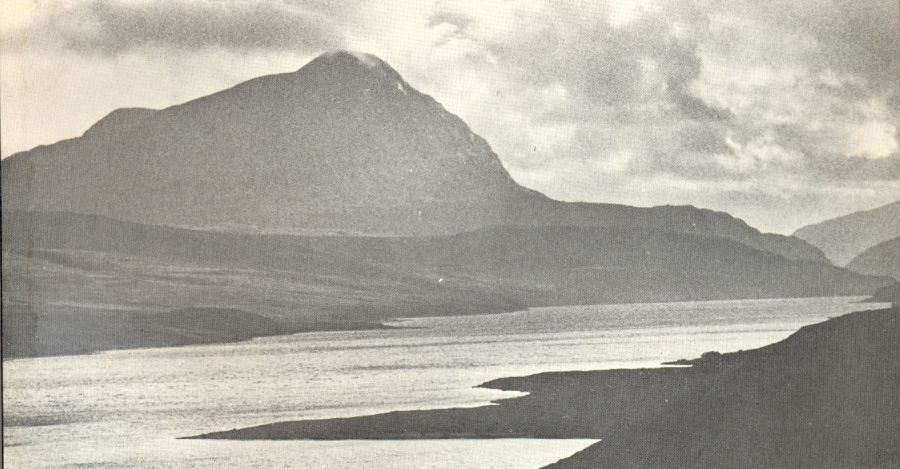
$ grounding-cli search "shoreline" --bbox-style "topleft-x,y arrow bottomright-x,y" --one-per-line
189,307 -> 900,468
6,294 -> 881,360
1,314 -> 403,361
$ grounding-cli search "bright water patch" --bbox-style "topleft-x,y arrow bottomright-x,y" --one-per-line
3,297 -> 885,468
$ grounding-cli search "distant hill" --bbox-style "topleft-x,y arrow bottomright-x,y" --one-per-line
1,50 -> 823,263
846,236 -> 900,280
3,210 -> 890,357
305,224 -> 888,306
794,201 -> 900,265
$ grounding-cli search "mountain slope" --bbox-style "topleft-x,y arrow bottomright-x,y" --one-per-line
0,51 -> 532,234
4,210 -> 885,306
3,210 -> 890,357
1,50 -> 823,262
846,236 -> 900,280
794,201 -> 900,265
1,210 -> 526,358
305,224 -> 886,305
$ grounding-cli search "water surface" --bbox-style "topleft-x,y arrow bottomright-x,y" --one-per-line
4,297 -> 883,468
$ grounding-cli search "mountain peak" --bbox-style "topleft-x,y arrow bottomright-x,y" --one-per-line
317,50 -> 385,68
301,50 -> 410,94
0,53 -> 829,262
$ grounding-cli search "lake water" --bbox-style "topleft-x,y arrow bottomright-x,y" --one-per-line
3,297 -> 885,468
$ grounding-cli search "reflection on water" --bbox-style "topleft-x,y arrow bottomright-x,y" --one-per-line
3,297 -> 884,468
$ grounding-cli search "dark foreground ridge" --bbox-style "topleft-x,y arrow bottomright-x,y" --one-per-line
189,308 -> 900,469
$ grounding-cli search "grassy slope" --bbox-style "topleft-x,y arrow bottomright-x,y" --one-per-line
3,211 -> 891,358
1,247 -> 522,358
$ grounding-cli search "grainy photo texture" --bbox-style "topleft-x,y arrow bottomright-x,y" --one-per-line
2,1 -> 898,468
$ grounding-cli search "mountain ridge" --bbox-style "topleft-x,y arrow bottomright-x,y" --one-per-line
1,50 -> 825,262
4,209 -> 888,314
794,201 -> 900,265
846,236 -> 900,280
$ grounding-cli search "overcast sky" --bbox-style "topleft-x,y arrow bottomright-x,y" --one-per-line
1,0 -> 897,233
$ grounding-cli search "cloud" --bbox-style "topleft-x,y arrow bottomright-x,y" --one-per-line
722,0 -> 898,93
1,0 -> 897,232
3,0 -> 347,54
402,0 -> 898,232
806,152 -> 900,181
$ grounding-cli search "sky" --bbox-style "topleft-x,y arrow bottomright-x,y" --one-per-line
1,0 -> 897,234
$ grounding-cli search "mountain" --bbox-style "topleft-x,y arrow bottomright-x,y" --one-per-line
6,51 -> 875,357
3,210 -> 890,357
1,50 -> 823,262
793,201 -> 900,265
846,236 -> 900,280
